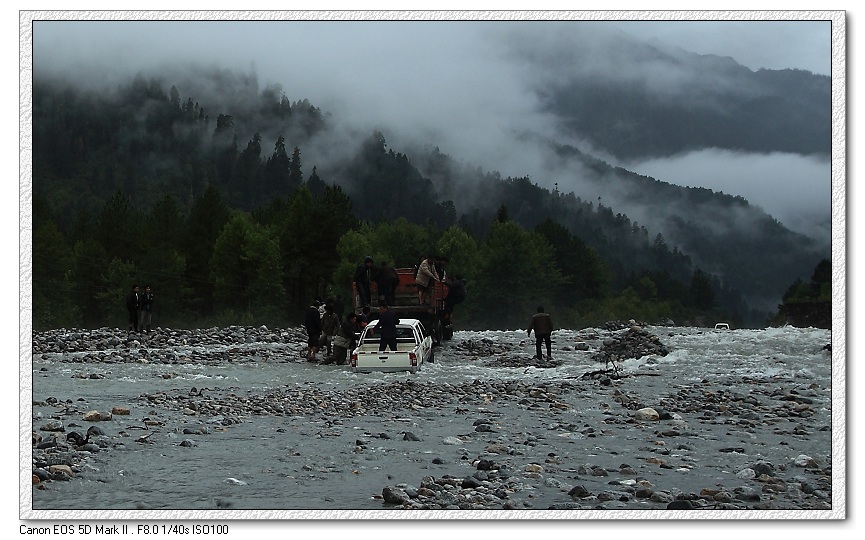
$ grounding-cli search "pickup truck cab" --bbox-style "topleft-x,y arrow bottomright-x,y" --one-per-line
350,318 -> 434,373
714,322 -> 731,330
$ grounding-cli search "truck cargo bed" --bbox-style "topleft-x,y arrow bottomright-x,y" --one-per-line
353,268 -> 448,344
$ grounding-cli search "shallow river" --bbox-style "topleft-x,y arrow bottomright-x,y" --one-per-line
27,324 -> 838,518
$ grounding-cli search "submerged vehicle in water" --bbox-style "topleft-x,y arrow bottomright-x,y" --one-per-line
350,318 -> 434,373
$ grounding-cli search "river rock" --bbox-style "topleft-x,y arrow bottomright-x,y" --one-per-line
83,410 -> 112,421
793,454 -> 817,467
382,485 -> 410,505
634,407 -> 660,421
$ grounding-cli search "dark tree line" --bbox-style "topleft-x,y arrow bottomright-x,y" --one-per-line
31,178 -> 755,331
768,259 -> 832,329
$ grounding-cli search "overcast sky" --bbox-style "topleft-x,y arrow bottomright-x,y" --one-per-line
25,12 -> 838,241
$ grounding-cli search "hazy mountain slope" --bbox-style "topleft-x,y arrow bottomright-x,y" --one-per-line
509,29 -> 832,160
407,141 -> 825,312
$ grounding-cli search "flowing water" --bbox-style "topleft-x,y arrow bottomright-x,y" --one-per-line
26,324 -> 838,517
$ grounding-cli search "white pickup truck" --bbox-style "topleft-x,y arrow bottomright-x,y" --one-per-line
350,318 -> 435,373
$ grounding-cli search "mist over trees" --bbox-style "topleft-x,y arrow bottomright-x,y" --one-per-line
30,69 -> 829,331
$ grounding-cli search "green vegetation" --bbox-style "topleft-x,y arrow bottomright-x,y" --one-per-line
768,259 -> 832,329
32,184 -> 782,331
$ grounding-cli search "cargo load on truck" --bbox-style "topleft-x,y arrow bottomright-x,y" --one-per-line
352,267 -> 451,344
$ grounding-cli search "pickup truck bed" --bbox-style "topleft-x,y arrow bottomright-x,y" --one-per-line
354,338 -> 421,354
350,319 -> 434,373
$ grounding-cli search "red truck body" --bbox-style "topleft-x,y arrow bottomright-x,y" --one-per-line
352,267 -> 451,343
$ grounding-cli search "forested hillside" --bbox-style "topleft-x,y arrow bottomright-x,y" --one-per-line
30,71 -> 827,331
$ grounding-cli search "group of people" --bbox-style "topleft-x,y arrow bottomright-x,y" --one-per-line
352,254 -> 466,310
304,296 -> 369,365
353,256 -> 400,307
122,270 -> 551,361
355,257 -> 548,360
125,284 -> 155,333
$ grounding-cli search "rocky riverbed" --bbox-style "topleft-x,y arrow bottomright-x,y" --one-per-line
27,324 -> 835,515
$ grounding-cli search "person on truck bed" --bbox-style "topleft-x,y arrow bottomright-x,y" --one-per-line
434,256 -> 449,282
375,261 -> 399,306
354,256 -> 377,307
372,303 -> 400,352
415,254 -> 440,305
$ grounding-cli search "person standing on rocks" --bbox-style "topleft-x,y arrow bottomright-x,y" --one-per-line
125,284 -> 141,332
139,285 -> 155,333
527,305 -> 554,360
304,299 -> 323,362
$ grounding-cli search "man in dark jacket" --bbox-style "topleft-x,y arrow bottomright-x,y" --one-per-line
319,304 -> 340,358
375,261 -> 400,306
372,303 -> 400,353
125,284 -> 141,332
332,295 -> 345,320
444,274 -> 467,313
353,256 -> 376,307
139,285 -> 155,333
304,300 -> 323,362
441,275 -> 467,336
527,306 -> 554,360
322,312 -> 359,366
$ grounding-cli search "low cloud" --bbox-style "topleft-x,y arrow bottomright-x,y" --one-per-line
30,19 -> 832,245
623,149 -> 832,242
